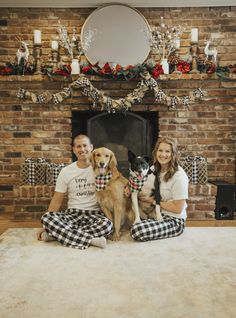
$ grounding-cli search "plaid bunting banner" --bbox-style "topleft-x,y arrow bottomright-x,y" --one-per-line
181,156 -> 208,184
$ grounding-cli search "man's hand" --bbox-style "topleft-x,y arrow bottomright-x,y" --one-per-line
124,184 -> 131,197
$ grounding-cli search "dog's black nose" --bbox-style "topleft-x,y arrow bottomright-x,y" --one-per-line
100,162 -> 105,167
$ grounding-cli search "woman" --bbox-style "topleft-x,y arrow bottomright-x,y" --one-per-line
131,137 -> 189,241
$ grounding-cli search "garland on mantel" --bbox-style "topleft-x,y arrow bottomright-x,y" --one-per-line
17,71 -> 205,112
1,58 -> 236,80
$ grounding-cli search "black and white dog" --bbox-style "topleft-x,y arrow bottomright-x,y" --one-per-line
128,150 -> 162,224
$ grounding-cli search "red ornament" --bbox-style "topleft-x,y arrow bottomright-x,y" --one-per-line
82,65 -> 93,73
151,64 -> 164,79
177,61 -> 191,73
99,62 -> 112,75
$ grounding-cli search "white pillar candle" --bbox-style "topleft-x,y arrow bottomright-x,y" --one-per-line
34,30 -> 41,44
175,39 -> 180,49
71,59 -> 80,75
191,28 -> 198,43
51,40 -> 58,50
160,16 -> 165,28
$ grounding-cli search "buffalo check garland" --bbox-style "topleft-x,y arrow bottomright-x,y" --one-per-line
17,71 -> 205,113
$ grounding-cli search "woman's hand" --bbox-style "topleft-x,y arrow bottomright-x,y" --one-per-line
160,199 -> 186,214
138,192 -> 154,204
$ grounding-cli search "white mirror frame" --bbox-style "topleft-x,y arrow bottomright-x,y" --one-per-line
81,3 -> 151,67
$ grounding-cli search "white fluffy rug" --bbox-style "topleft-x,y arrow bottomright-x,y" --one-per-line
0,227 -> 236,318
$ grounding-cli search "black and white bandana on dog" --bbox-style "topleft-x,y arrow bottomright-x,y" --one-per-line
95,172 -> 112,191
128,175 -> 148,192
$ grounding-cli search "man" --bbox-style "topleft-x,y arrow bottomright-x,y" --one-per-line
37,134 -> 113,249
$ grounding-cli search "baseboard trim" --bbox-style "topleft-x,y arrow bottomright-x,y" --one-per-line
186,219 -> 236,227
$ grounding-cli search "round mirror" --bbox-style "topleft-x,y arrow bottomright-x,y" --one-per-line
81,4 -> 151,67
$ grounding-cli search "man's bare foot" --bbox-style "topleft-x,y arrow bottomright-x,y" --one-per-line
37,229 -> 46,241
37,229 -> 56,242
90,237 -> 106,249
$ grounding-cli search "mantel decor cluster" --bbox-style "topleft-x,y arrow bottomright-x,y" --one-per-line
17,71 -> 205,112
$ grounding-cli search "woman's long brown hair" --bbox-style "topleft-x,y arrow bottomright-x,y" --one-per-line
152,137 -> 179,182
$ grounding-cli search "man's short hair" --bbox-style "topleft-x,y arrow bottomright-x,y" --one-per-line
73,134 -> 92,146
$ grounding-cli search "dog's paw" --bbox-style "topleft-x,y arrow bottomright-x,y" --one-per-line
134,218 -> 141,224
155,205 -> 163,221
155,214 -> 163,221
111,233 -> 121,241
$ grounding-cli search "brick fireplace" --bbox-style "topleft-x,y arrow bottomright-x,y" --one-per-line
1,73 -> 234,220
0,6 -> 235,220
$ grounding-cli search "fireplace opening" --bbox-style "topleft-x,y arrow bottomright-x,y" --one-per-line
72,111 -> 158,177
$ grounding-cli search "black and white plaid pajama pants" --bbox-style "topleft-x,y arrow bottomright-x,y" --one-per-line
130,215 -> 185,242
41,208 -> 113,249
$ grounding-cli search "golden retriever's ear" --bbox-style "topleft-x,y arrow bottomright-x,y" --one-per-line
109,151 -> 117,167
109,151 -> 120,179
91,150 -> 96,169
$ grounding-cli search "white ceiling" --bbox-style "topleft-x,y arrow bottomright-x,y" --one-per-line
0,0 -> 235,7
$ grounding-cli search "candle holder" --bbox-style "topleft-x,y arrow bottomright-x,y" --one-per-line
34,44 -> 43,75
190,42 -> 200,74
51,49 -> 59,72
172,48 -> 182,74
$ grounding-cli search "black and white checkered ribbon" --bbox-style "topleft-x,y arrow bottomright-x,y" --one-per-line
141,76 -> 158,89
128,175 -> 148,192
17,88 -> 27,99
24,158 -> 48,185
52,94 -> 60,104
168,96 -> 179,110
193,88 -> 204,99
154,89 -> 165,103
182,96 -> 191,107
184,156 -> 206,184
47,163 -> 67,185
95,172 -> 112,191
62,87 -> 72,98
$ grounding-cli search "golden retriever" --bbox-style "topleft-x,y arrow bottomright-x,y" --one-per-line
91,147 -> 134,240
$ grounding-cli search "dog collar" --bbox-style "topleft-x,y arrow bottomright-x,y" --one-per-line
128,175 -> 148,192
95,172 -> 112,191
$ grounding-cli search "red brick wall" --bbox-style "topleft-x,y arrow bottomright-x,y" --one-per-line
0,7 -> 235,219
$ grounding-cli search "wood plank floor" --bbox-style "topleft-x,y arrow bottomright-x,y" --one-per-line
0,216 -> 236,235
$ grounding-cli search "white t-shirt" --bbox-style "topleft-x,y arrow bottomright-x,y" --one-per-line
159,166 -> 189,220
55,162 -> 100,211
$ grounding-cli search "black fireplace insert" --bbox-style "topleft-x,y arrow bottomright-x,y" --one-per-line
72,111 -> 158,177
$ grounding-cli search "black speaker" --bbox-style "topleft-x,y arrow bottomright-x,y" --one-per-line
211,181 -> 235,220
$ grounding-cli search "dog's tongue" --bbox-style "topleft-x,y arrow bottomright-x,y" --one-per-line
99,167 -> 106,174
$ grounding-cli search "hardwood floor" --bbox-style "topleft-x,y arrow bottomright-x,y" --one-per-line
0,216 -> 236,235
0,217 -> 41,235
